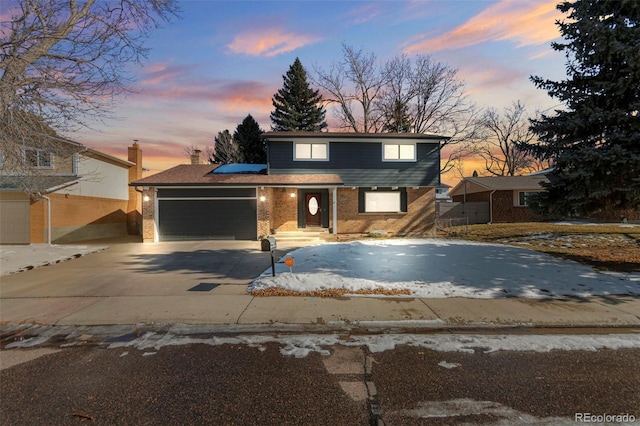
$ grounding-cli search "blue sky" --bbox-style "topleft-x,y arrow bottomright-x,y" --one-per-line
73,0 -> 568,183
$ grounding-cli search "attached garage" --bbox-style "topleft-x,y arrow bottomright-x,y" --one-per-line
0,198 -> 30,244
156,188 -> 257,241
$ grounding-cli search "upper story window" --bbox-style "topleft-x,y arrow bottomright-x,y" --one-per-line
383,143 -> 416,161
24,148 -> 53,168
294,142 -> 328,161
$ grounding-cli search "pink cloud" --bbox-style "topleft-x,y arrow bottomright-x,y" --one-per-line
403,0 -> 561,53
139,63 -> 191,86
226,28 -> 322,57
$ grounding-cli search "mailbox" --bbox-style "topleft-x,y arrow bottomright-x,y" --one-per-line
261,237 -> 277,252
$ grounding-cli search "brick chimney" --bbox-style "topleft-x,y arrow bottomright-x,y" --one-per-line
127,141 -> 143,236
190,149 -> 202,165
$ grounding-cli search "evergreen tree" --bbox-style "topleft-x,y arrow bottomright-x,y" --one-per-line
234,114 -> 266,164
383,99 -> 412,133
212,130 -> 242,164
270,58 -> 327,131
523,0 -> 640,217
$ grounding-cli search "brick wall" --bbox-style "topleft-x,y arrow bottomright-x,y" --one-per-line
336,187 -> 435,235
270,188 -> 299,232
141,189 -> 156,242
257,187 -> 273,237
492,190 -> 543,223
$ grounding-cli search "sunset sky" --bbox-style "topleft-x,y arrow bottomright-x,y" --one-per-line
71,0 -> 569,186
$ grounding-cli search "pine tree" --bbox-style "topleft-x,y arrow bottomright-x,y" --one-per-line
212,130 -> 242,164
270,58 -> 327,131
523,0 -> 640,217
234,114 -> 266,164
383,99 -> 412,133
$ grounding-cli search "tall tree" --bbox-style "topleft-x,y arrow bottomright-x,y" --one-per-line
212,130 -> 242,164
479,101 -> 547,176
0,0 -> 179,191
314,46 -> 482,173
271,58 -> 327,132
522,0 -> 640,217
234,115 -> 265,164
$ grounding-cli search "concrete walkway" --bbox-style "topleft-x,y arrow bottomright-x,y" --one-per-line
1,239 -> 639,330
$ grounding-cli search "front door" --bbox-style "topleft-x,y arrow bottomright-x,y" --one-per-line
305,193 -> 322,227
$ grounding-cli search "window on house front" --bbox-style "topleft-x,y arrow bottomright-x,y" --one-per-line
359,187 -> 407,213
383,143 -> 415,161
24,148 -> 53,168
294,142 -> 328,160
518,191 -> 538,206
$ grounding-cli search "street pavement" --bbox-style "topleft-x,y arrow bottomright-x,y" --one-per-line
1,238 -> 639,331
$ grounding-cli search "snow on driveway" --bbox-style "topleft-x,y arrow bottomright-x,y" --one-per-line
249,239 -> 640,299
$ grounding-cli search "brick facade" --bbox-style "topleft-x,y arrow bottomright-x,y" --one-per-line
452,190 -> 542,223
335,187 -> 435,235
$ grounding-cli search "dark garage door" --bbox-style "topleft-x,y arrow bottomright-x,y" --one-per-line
157,188 -> 257,241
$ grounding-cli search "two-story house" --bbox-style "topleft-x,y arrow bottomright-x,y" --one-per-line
132,132 -> 444,242
0,140 -> 143,244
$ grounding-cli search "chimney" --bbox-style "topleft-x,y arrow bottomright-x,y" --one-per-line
191,149 -> 202,165
127,141 -> 143,236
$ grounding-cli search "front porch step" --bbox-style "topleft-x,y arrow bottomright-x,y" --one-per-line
271,229 -> 331,242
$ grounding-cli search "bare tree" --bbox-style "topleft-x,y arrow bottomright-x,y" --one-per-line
478,101 -> 549,176
313,47 -> 482,173
313,43 -> 389,132
212,130 -> 242,164
0,0 -> 179,191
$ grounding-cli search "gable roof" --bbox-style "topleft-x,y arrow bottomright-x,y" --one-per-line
450,175 -> 549,197
131,164 -> 343,187
263,131 -> 448,142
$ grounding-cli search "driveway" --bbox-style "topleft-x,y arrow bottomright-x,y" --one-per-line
0,239 -> 303,325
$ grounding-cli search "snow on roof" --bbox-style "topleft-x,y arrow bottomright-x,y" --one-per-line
211,164 -> 267,174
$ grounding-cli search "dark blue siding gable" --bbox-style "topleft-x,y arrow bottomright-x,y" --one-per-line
267,138 -> 441,187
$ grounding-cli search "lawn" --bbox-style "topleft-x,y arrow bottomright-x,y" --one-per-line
442,222 -> 640,272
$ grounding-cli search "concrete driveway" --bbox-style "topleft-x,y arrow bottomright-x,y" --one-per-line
0,239 -> 302,325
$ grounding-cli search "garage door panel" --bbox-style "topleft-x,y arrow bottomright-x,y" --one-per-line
159,199 -> 256,240
0,200 -> 30,244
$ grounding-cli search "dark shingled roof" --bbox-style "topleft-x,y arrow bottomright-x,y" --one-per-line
131,164 -> 343,186
0,175 -> 79,192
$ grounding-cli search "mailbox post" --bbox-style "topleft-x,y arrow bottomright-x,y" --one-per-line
265,237 -> 277,277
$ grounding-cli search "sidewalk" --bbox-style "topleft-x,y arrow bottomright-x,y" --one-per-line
1,241 -> 639,331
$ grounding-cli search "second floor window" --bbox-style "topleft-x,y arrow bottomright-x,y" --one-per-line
294,142 -> 328,161
24,148 -> 53,168
383,143 -> 415,161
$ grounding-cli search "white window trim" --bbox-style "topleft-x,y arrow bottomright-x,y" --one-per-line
23,148 -> 54,169
382,143 -> 416,162
516,190 -> 540,207
294,142 -> 329,161
364,191 -> 402,213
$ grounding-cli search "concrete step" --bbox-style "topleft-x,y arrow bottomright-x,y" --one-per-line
271,230 -> 330,242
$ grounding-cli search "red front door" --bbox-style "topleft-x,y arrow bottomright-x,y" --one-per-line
305,193 -> 322,227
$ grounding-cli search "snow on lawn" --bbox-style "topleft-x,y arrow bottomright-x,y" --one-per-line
249,239 -> 640,299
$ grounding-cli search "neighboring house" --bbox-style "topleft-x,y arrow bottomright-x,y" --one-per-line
131,132 -> 445,242
448,174 -> 549,223
0,141 -> 143,244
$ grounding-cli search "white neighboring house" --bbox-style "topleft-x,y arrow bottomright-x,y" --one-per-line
0,140 -> 143,244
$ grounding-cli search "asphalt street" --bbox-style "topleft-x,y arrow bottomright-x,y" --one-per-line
1,341 -> 639,425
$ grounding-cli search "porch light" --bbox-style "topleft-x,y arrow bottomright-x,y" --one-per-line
143,195 -> 150,203
290,192 -> 296,198
260,195 -> 266,202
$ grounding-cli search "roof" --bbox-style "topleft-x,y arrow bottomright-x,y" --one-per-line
450,175 -> 549,197
131,164 -> 343,186
0,175 -> 79,193
83,148 -> 135,168
263,131 -> 449,141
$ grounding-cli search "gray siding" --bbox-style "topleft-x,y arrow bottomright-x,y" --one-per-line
268,141 -> 440,187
